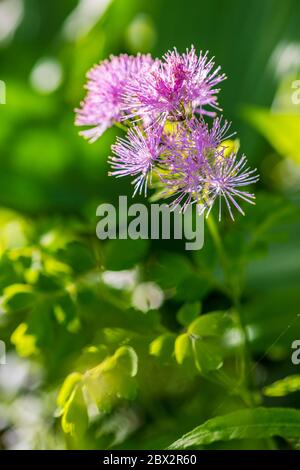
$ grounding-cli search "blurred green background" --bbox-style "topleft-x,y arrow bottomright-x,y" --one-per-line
0,0 -> 300,450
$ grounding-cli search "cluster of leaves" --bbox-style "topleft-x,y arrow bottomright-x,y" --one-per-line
58,346 -> 138,437
1,188 -> 300,450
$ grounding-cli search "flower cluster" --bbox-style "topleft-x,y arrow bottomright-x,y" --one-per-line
76,46 -> 259,219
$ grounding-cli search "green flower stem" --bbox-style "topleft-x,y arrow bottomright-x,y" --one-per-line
206,214 -> 229,279
206,214 -> 277,449
206,214 -> 255,406
114,121 -> 128,132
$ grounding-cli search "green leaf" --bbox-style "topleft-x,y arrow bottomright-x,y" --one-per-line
150,333 -> 175,359
244,106 -> 300,165
3,284 -> 35,311
57,372 -> 82,409
192,339 -> 223,373
177,302 -> 201,326
188,312 -> 232,337
11,304 -> 54,356
263,375 -> 300,397
61,385 -> 88,437
174,333 -> 192,365
169,408 -> 300,449
114,345 -> 138,377
83,346 -> 138,412
11,322 -> 38,357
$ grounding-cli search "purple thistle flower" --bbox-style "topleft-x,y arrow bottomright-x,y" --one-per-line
203,151 -> 259,221
123,46 -> 226,125
159,118 -> 258,218
159,152 -> 203,212
180,116 -> 233,157
109,126 -> 163,196
75,46 -> 259,221
206,116 -> 235,148
75,53 -> 154,142
157,119 -> 222,211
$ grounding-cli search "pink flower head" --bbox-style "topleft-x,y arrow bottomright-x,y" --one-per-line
177,117 -> 233,158
76,46 -> 259,220
204,151 -> 260,221
123,46 -> 226,125
109,125 -> 163,196
75,53 -> 154,142
159,118 -> 258,219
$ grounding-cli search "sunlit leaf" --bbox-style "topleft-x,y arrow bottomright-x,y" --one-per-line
245,106 -> 300,165
169,408 -> 300,449
83,346 -> 138,412
188,312 -> 232,337
174,333 -> 192,365
114,346 -> 138,377
2,283 -> 35,311
150,333 -> 175,359
11,323 -> 39,357
57,372 -> 83,410
264,375 -> 300,397
61,385 -> 88,437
